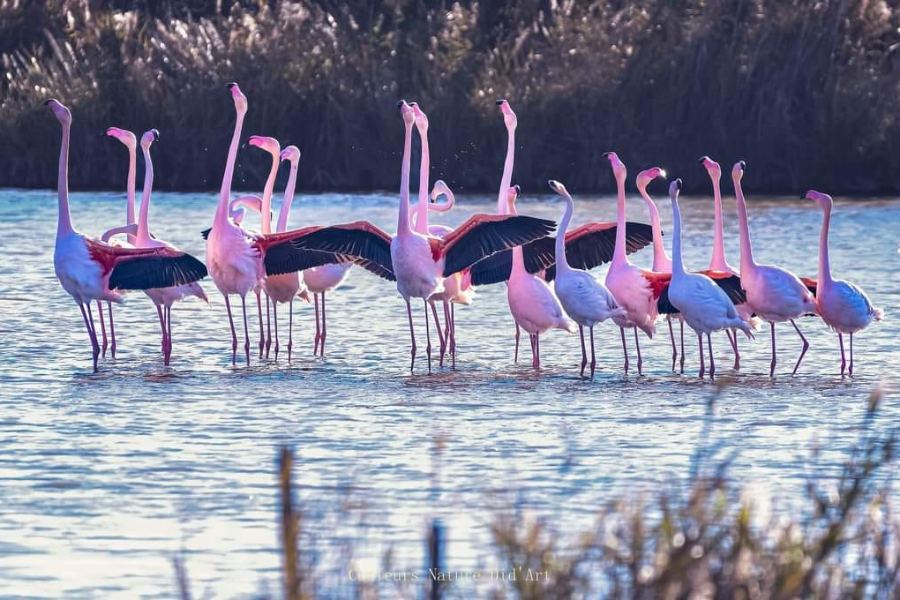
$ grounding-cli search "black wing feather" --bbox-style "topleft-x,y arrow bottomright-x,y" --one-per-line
656,273 -> 746,315
264,243 -> 354,277
201,227 -> 211,240
109,253 -> 208,291
290,227 -> 393,275
442,216 -> 556,277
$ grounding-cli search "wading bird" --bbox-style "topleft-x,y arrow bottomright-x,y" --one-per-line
46,99 -> 206,372
804,190 -> 883,375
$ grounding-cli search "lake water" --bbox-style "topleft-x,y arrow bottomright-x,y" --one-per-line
0,188 -> 897,598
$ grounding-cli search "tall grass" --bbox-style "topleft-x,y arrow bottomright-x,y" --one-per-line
2,1 -> 899,194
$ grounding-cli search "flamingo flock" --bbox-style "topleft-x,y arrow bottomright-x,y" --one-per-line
43,87 -> 884,378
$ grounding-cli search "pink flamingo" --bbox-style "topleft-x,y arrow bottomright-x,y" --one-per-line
803,190 -> 883,375
248,134 -> 281,358
732,161 -> 817,376
286,101 -> 556,372
45,99 -> 207,372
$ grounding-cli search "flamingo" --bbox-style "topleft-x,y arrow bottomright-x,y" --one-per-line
803,190 -> 883,375
200,194 -> 264,239
94,126 -> 137,358
45,99 -> 207,372
131,129 -> 209,365
547,180 -> 625,377
506,185 -> 576,367
732,161 -> 817,376
604,152 -> 669,375
285,101 -> 557,372
699,155 -> 756,370
666,179 -> 754,379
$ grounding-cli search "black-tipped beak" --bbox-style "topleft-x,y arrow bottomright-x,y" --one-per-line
43,99 -> 52,106
603,152 -> 612,158
496,99 -> 505,106
514,184 -> 521,195
697,156 -> 706,164
739,160 -> 746,169
151,129 -> 160,141
396,100 -> 404,108
225,82 -> 237,89
675,178 -> 683,191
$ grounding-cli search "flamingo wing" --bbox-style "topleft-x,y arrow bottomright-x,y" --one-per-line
698,270 -> 747,305
546,222 -> 654,280
801,277 -> 818,298
286,221 -> 394,277
441,214 -> 556,277
87,240 -> 208,291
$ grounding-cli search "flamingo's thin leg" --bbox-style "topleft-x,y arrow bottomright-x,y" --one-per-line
633,328 -> 643,375
273,302 -> 280,359
241,295 -> 251,365
108,302 -> 117,358
157,305 -> 167,355
707,332 -> 715,379
790,319 -> 809,376
698,332 -> 705,378
578,325 -> 587,379
287,298 -> 294,361
529,333 -> 536,367
224,295 -> 238,365
406,299 -> 417,372
423,299 -> 432,372
679,319 -> 685,374
265,294 -> 272,359
165,306 -> 173,366
730,328 -> 740,370
80,303 -> 100,373
255,291 -> 264,358
620,327 -> 629,374
533,334 -> 541,369
313,294 -> 321,355
450,303 -> 457,367
668,317 -> 676,371
96,300 -> 108,358
849,332 -> 854,376
769,322 -> 777,377
514,324 -> 521,363
589,325 -> 597,379
321,293 -> 327,356
839,333 -> 846,376
86,302 -> 100,372
430,301 -> 445,367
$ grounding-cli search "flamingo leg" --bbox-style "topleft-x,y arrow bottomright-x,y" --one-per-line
96,300 -> 108,358
165,306 -> 173,366
430,301 -> 445,367
707,333 -> 715,379
668,317 -> 677,371
255,290 -> 264,358
578,325 -> 587,378
790,319 -> 809,376
108,302 -> 117,358
157,305 -> 167,356
633,328 -> 643,375
529,333 -> 536,367
313,294 -> 321,355
224,295 -> 238,365
450,303 -> 457,367
422,299 -> 432,373
533,334 -> 541,369
514,324 -> 521,363
241,295 -> 251,365
79,303 -> 100,373
769,322 -> 777,377
849,332 -> 854,376
679,320 -> 685,374
265,294 -> 272,359
320,293 -> 327,356
619,327 -> 629,374
273,302 -> 280,359
406,299 -> 417,372
838,333 -> 846,376
589,325 -> 597,379
698,332 -> 705,378
730,328 -> 740,370
287,298 -> 294,361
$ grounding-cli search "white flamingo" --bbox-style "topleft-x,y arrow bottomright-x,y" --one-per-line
804,190 -> 883,375
132,129 -> 208,365
45,99 -> 206,372
548,180 -> 625,377
667,179 -> 754,379
732,161 -> 817,376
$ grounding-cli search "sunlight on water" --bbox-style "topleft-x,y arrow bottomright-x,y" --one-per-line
0,188 -> 897,597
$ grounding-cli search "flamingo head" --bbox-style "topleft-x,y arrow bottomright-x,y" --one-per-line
397,100 -> 415,126
226,82 -> 247,113
803,189 -> 833,209
430,179 -> 452,202
698,155 -> 721,180
669,178 -> 682,202
44,99 -> 71,125
732,160 -> 746,182
506,184 -> 521,213
106,127 -> 137,150
496,99 -> 517,130
636,167 -> 666,196
547,179 -> 568,198
411,102 -> 429,132
249,135 -> 281,157
603,152 -> 627,180
280,145 -> 301,165
140,129 -> 159,149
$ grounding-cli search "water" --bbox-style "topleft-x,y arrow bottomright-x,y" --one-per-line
0,188 -> 897,598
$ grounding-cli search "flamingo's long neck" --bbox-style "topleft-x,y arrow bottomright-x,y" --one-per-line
497,124 -> 515,215
56,119 -> 74,238
641,190 -> 670,271
509,199 -> 526,276
136,144 -> 154,245
214,108 -> 246,228
260,152 -> 279,235
414,124 -> 430,233
396,122 -> 413,237
276,161 -> 298,233
670,194 -> 686,279
555,193 -> 574,275
818,202 -> 834,287
126,146 -> 137,244
733,176 -> 757,274
709,172 -> 729,271
612,171 -> 628,267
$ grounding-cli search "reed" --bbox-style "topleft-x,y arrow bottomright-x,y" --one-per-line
2,1 -> 898,194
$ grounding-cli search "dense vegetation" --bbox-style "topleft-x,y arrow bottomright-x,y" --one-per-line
2,0 -> 899,194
